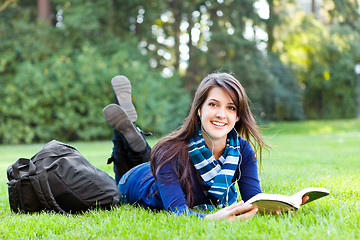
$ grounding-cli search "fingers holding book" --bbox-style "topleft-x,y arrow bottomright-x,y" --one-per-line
204,201 -> 259,221
301,194 -> 310,206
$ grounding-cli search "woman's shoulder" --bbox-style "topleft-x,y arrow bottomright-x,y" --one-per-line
237,135 -> 255,153
237,135 -> 249,145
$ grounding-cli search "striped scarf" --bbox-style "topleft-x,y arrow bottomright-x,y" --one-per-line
188,128 -> 240,208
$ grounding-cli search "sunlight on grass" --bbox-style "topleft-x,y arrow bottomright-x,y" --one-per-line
263,119 -> 360,135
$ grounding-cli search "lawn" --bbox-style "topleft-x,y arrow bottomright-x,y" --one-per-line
0,119 -> 359,239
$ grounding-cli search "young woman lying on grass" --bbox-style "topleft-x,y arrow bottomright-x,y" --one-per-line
103,73 -> 307,221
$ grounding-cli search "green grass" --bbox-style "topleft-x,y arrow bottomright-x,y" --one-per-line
1,120 -> 359,239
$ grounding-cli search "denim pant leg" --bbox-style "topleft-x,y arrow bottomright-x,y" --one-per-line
117,162 -> 149,204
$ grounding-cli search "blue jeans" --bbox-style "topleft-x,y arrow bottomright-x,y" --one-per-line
117,162 -> 149,204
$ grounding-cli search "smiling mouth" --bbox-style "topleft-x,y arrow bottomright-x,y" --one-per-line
211,121 -> 226,127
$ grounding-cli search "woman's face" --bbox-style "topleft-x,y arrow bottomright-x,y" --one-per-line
198,87 -> 238,145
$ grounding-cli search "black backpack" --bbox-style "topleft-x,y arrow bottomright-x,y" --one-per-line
7,140 -> 120,214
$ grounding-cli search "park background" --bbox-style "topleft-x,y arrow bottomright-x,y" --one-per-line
1,0 -> 360,144
1,1 -> 360,239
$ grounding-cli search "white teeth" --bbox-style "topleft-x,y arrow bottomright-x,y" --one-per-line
212,121 -> 225,126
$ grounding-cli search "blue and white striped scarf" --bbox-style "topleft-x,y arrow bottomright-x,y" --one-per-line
189,129 -> 240,208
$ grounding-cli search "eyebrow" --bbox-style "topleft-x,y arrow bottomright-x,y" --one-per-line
208,98 -> 236,106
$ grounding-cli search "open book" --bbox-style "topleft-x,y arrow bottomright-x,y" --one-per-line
244,187 -> 330,214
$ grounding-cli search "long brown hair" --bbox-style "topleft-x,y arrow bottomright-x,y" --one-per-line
150,73 -> 269,207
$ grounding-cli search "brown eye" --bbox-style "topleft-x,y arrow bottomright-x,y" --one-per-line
209,102 -> 217,107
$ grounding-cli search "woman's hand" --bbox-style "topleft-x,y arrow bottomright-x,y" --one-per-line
301,194 -> 310,205
204,201 -> 258,221
275,194 -> 310,215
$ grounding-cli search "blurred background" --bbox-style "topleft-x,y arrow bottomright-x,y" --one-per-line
1,0 -> 360,144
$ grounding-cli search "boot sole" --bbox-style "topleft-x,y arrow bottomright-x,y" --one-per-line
111,75 -> 138,122
103,104 -> 146,152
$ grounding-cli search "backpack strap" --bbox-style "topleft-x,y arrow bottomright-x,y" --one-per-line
8,158 -> 67,214
29,171 -> 68,214
7,178 -> 25,213
8,158 -> 36,180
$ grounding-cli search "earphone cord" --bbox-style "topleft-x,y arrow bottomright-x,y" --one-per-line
201,125 -> 215,158
225,128 -> 242,204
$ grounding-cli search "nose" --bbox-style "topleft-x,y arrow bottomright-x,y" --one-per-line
216,108 -> 226,118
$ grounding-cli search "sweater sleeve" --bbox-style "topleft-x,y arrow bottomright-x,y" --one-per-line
234,138 -> 262,202
155,162 -> 206,218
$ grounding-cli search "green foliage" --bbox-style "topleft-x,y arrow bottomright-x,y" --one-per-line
2,44 -> 113,144
269,0 -> 360,120
1,0 -> 360,143
0,1 -> 190,144
278,14 -> 359,119
132,72 -> 191,134
267,54 -> 305,120
192,30 -> 304,121
174,1 -> 305,121
0,37 -> 189,143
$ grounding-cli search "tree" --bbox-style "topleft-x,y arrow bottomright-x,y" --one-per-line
0,0 -> 190,143
37,0 -> 51,24
273,1 -> 360,119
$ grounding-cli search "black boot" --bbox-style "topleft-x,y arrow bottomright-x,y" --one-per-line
103,104 -> 146,152
104,104 -> 151,183
107,129 -> 132,184
106,75 -> 151,182
109,126 -> 151,170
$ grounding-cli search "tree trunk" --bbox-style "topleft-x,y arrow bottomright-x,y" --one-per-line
311,0 -> 319,19
266,0 -> 275,52
171,0 -> 181,71
37,0 -> 51,25
311,0 -> 316,14
185,12 -> 196,91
